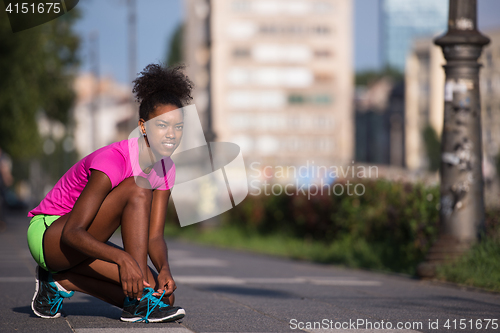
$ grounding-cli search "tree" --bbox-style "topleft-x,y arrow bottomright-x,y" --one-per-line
355,66 -> 404,87
166,23 -> 184,67
0,8 -> 80,159
423,125 -> 441,172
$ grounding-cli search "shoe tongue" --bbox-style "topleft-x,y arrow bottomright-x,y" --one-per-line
142,288 -> 169,308
58,289 -> 74,298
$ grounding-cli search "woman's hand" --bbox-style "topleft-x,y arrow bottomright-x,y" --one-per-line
154,269 -> 177,297
118,253 -> 150,300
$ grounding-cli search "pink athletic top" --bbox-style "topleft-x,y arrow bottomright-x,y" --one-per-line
28,138 -> 175,217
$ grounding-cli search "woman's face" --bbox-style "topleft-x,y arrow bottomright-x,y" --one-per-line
140,104 -> 184,158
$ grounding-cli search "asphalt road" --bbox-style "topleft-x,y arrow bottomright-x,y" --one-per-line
1,210 -> 499,333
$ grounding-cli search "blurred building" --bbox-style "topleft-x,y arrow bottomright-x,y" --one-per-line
381,0 -> 448,72
73,73 -> 135,158
481,30 -> 500,175
184,0 -> 213,142
201,0 -> 354,170
405,30 -> 500,180
355,78 -> 405,167
405,38 -> 445,171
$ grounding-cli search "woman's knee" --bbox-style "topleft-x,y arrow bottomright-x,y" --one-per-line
121,177 -> 153,206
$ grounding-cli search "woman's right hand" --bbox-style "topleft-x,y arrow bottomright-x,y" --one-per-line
118,253 -> 149,300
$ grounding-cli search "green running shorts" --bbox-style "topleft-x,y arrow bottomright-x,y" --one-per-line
27,214 -> 61,273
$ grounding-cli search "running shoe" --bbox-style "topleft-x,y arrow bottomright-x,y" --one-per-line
31,265 -> 74,318
120,287 -> 185,323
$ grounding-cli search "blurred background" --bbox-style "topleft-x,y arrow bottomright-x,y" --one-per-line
1,0 -> 500,284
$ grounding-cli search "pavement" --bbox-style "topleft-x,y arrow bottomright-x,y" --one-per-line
1,210 -> 500,333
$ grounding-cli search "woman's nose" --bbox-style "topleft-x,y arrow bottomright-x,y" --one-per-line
165,126 -> 175,138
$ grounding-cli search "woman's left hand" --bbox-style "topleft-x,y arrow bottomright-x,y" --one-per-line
155,269 -> 177,297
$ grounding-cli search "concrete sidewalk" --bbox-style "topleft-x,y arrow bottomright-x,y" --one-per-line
1,210 -> 499,333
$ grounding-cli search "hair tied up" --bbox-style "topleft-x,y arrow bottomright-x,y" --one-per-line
133,63 -> 194,120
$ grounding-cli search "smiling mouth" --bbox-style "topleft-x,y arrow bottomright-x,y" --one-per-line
162,142 -> 175,148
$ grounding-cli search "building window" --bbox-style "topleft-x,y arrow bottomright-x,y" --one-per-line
487,79 -> 493,94
258,24 -> 331,36
287,94 -> 333,105
227,68 -> 249,85
486,51 -> 493,67
314,72 -> 333,83
314,95 -> 332,105
314,49 -> 332,58
288,94 -> 305,104
314,25 -> 331,35
420,82 -> 430,96
233,48 -> 250,58
228,67 -> 312,87
313,1 -> 334,14
314,115 -> 333,129
232,0 -> 250,12
252,44 -> 312,63
231,135 -> 254,152
227,22 -> 257,39
287,117 -> 301,129
287,137 -> 300,151
228,90 -> 286,109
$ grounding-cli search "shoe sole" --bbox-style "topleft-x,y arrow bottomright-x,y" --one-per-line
31,266 -> 61,319
120,308 -> 186,323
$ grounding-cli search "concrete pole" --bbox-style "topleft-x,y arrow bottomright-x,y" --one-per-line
204,0 -> 216,143
127,0 -> 139,131
128,0 -> 137,86
418,0 -> 489,278
89,31 -> 100,152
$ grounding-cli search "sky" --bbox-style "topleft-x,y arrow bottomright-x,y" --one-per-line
74,0 -> 183,85
73,0 -> 500,84
354,0 -> 500,70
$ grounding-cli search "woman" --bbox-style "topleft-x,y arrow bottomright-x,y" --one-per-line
27,64 -> 192,323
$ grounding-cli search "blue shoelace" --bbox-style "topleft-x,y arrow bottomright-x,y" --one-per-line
134,288 -> 169,323
46,284 -> 74,315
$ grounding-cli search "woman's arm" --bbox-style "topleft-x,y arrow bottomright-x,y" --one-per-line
60,170 -> 147,300
148,188 -> 176,296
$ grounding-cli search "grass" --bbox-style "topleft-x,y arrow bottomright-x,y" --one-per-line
436,237 -> 500,292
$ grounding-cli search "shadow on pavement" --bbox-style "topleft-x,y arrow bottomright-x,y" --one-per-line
201,285 -> 295,298
63,297 -> 121,319
12,305 -> 37,317
13,301 -> 121,320
427,295 -> 500,311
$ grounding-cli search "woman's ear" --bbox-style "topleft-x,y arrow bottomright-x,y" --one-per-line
138,119 -> 146,136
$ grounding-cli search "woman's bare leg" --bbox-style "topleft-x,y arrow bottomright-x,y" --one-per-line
53,258 -> 174,307
42,177 -> 175,306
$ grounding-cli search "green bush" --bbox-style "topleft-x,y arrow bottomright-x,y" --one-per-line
221,179 -> 441,274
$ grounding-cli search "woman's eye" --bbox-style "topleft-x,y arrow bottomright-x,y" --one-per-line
176,126 -> 183,130
157,124 -> 166,128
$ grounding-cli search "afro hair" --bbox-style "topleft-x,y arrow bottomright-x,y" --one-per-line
132,63 -> 193,120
